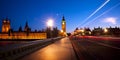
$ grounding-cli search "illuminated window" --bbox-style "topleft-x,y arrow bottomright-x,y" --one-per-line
3,20 -> 6,23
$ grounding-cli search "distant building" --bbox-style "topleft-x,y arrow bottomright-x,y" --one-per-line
92,27 -> 103,36
60,16 -> 67,36
91,27 -> 120,36
73,27 -> 91,36
107,27 -> 120,37
0,18 -> 46,40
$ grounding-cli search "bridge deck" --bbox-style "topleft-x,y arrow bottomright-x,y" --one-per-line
20,37 -> 77,60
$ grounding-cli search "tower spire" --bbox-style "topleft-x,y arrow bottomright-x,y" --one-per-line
25,21 -> 28,28
24,21 -> 29,32
62,16 -> 65,21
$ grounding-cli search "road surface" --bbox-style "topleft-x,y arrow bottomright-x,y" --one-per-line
70,36 -> 120,60
20,37 -> 77,60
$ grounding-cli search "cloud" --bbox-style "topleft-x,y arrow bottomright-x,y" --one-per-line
103,17 -> 117,24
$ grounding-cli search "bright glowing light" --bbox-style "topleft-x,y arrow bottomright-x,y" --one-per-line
80,29 -> 84,32
103,17 -> 117,24
47,19 -> 53,27
89,32 -> 91,34
104,28 -> 108,33
77,0 -> 110,27
3,20 -> 6,23
62,22 -> 64,24
61,30 -> 63,33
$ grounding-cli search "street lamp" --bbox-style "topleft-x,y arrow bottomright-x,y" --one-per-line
47,19 -> 53,27
46,19 -> 54,38
61,30 -> 63,33
104,28 -> 108,33
104,28 -> 108,36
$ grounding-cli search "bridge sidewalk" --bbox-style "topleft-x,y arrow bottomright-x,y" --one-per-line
20,37 -> 77,60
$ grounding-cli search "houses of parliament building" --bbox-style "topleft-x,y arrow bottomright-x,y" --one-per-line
0,18 -> 46,40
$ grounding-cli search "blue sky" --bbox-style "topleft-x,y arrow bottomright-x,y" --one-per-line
0,0 -> 120,32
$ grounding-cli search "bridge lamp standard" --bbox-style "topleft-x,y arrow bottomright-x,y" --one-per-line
47,19 -> 53,27
104,28 -> 108,36
46,19 -> 54,38
104,28 -> 108,33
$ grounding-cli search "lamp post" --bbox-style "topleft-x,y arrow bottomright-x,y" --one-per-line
47,19 -> 53,38
104,28 -> 108,33
104,28 -> 108,36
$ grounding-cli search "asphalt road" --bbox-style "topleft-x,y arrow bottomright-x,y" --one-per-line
70,36 -> 120,60
20,37 -> 77,60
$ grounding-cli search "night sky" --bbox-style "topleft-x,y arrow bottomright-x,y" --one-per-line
0,0 -> 120,32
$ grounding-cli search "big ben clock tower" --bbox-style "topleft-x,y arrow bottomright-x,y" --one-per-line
61,16 -> 67,36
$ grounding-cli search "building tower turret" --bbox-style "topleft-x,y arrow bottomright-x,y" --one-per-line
24,21 -> 31,32
2,18 -> 10,32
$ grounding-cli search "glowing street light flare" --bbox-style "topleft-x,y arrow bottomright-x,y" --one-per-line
47,19 -> 54,27
81,29 -> 84,32
46,19 -> 54,38
104,28 -> 108,33
61,30 -> 63,33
